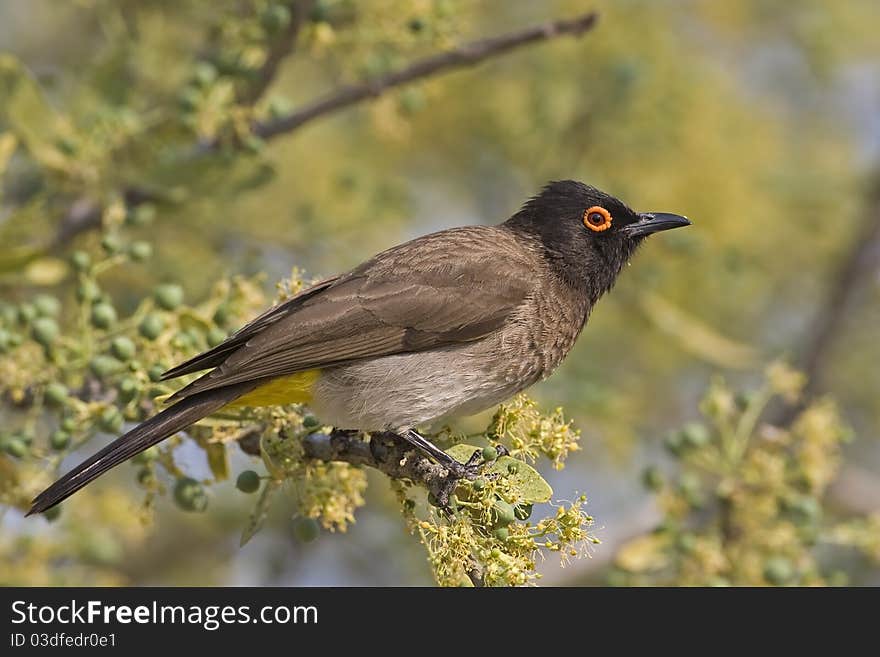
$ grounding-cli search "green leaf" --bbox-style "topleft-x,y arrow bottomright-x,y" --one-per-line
240,478 -> 281,547
445,443 -> 553,503
0,55 -> 71,171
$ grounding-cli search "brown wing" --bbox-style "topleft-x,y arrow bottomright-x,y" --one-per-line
166,226 -> 536,403
159,275 -> 340,380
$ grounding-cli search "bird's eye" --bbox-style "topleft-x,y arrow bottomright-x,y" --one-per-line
583,206 -> 612,232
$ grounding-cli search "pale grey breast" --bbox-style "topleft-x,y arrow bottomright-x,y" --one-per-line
310,253 -> 591,431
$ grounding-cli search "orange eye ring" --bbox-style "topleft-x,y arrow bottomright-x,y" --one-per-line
584,206 -> 612,232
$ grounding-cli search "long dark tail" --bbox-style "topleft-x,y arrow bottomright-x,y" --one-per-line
27,382 -> 257,515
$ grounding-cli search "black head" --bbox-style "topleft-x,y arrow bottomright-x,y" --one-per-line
505,180 -> 690,302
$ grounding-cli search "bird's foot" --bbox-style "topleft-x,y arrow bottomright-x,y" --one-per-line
453,444 -> 508,478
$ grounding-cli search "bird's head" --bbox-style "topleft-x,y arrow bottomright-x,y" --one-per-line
505,180 -> 691,301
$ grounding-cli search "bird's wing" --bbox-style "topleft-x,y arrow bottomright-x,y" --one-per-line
167,226 -> 536,402
160,275 -> 340,380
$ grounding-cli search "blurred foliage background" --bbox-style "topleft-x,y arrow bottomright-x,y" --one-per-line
1,0 -> 879,585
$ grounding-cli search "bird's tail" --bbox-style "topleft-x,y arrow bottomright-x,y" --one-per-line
27,382 -> 257,515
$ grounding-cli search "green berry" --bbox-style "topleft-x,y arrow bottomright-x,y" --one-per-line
17,303 -> 36,325
681,422 -> 710,448
267,96 -> 293,119
212,303 -> 230,327
472,477 -> 486,491
71,251 -> 91,271
118,376 -> 140,403
132,447 -> 159,465
43,505 -> 62,522
310,0 -> 330,22
148,364 -> 166,382
50,430 -> 70,450
110,336 -> 136,361
292,517 -> 320,543
76,280 -> 101,303
139,313 -> 164,340
127,204 -> 156,226
3,437 -> 27,458
507,462 -> 519,475
492,526 -> 509,541
101,234 -> 122,254
128,241 -> 153,262
734,391 -> 757,411
678,472 -> 702,495
173,477 -> 208,512
177,87 -> 200,112
192,62 -> 217,87
60,417 -> 77,432
98,406 -> 124,433
481,445 -> 498,462
514,503 -> 533,520
678,472 -> 704,508
236,470 -> 261,494
302,415 -> 320,429
642,466 -> 664,491
154,284 -> 184,311
261,4 -> 291,32
44,382 -> 69,407
664,431 -> 685,457
90,302 -> 117,329
171,330 -> 193,350
242,135 -> 265,155
90,355 -> 122,379
31,317 -> 59,347
399,88 -> 426,115
33,294 -> 61,318
676,533 -> 697,553
493,499 -> 516,527
763,557 -> 794,585
787,496 -> 821,525
206,327 -> 226,347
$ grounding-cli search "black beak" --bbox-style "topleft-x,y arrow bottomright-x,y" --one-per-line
623,212 -> 691,237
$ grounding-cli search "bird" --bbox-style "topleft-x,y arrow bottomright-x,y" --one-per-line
28,180 -> 690,515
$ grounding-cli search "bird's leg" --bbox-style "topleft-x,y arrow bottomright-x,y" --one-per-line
398,429 -> 481,479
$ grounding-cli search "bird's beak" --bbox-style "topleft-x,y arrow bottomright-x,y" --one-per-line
623,212 -> 691,237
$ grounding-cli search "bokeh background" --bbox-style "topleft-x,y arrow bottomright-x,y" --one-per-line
1,0 -> 879,585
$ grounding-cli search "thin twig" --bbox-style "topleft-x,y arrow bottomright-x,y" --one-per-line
254,11 -> 599,140
48,11 -> 599,254
238,0 -> 314,105
776,172 -> 880,424
301,430 -> 461,505
51,187 -> 160,251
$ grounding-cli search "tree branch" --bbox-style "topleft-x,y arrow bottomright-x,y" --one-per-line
238,0 -> 314,106
300,430 -> 461,505
254,11 -> 599,140
51,187 -> 161,251
48,10 -> 599,253
776,172 -> 880,424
